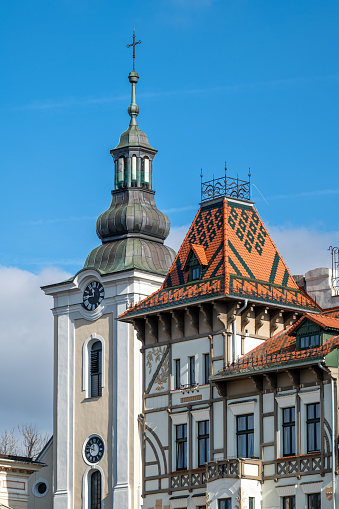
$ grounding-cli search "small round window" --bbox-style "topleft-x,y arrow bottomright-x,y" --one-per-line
32,478 -> 49,498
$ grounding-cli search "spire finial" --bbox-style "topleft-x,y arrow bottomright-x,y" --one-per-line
126,29 -> 141,72
126,30 -> 142,126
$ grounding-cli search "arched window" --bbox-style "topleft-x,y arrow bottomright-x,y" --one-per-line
143,157 -> 150,183
82,334 -> 105,399
90,341 -> 102,398
89,470 -> 101,509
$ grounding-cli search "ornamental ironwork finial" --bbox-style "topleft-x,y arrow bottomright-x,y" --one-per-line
126,29 -> 141,72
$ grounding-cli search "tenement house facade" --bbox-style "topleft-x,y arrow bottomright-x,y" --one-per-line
121,176 -> 339,509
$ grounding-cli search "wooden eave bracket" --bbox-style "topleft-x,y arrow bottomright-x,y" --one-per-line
308,365 -> 324,381
215,381 -> 227,397
264,372 -> 277,389
270,309 -> 284,336
241,305 -> 254,330
251,374 -> 263,391
199,302 -> 213,331
171,309 -> 185,336
185,306 -> 199,333
255,306 -> 269,334
284,311 -> 299,328
158,313 -> 171,338
146,316 -> 158,342
133,318 -> 145,342
227,302 -> 241,329
286,369 -> 300,387
214,301 -> 228,328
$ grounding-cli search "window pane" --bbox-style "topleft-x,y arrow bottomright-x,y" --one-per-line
315,402 -> 320,419
247,414 -> 254,430
308,493 -> 321,509
248,432 -> 254,457
238,433 -> 247,457
237,416 -> 247,431
315,422 -> 320,451
204,353 -> 210,384
249,498 -> 255,509
90,471 -> 101,509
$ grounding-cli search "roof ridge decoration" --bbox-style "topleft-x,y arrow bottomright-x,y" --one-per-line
121,189 -> 319,319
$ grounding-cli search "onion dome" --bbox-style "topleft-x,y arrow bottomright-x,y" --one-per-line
83,41 -> 175,277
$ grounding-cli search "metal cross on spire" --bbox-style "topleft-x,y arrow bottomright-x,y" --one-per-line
126,29 -> 141,72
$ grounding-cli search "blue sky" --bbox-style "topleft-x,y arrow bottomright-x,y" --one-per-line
0,0 -> 338,435
1,0 -> 339,276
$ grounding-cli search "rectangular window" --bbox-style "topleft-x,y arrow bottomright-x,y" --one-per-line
308,493 -> 321,509
283,407 -> 295,456
198,420 -> 210,466
307,403 -> 320,452
191,266 -> 200,280
204,353 -> 210,384
237,414 -> 254,458
189,356 -> 195,386
174,359 -> 181,390
282,496 -> 295,509
248,498 -> 255,509
300,334 -> 320,349
176,424 -> 187,470
218,499 -> 231,509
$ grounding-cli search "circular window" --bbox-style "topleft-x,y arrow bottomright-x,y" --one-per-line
32,478 -> 49,498
37,482 -> 47,494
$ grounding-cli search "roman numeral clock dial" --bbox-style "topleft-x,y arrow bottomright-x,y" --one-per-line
82,281 -> 105,311
84,435 -> 104,464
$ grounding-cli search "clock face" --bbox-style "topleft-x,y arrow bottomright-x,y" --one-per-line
84,435 -> 104,464
83,281 -> 104,311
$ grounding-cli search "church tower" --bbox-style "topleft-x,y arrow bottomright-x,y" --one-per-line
42,35 -> 175,509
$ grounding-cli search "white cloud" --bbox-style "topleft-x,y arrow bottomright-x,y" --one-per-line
0,266 -> 71,436
265,225 -> 338,275
166,224 -> 190,252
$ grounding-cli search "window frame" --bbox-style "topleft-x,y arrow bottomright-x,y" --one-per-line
83,334 -> 105,399
307,402 -> 320,453
282,496 -> 295,509
174,359 -> 181,390
189,356 -> 196,387
203,353 -> 210,384
175,424 -> 187,470
90,341 -> 102,398
90,469 -> 101,509
198,420 -> 210,467
282,407 -> 295,456
308,493 -> 321,508
218,498 -> 232,509
236,413 -> 254,458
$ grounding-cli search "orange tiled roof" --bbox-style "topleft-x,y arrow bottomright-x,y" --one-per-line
191,244 -> 209,266
212,326 -> 339,379
120,198 -> 318,319
288,313 -> 339,335
321,307 -> 339,319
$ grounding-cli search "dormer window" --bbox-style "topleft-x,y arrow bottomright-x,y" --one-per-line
183,244 -> 208,282
291,315 -> 339,351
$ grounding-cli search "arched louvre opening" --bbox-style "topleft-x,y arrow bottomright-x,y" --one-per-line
90,341 -> 102,397
90,470 -> 101,509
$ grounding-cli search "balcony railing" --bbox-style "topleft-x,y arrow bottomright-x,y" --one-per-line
170,468 -> 206,491
206,458 -> 262,481
270,453 -> 331,479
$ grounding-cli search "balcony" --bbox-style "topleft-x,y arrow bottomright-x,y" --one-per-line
269,453 -> 332,480
206,458 -> 262,482
170,468 -> 206,491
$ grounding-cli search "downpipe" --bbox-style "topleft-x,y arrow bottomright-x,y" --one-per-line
318,361 -> 336,509
231,299 -> 248,363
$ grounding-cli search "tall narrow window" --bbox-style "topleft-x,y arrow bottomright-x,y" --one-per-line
204,353 -> 210,384
308,493 -> 321,509
189,356 -> 195,387
283,407 -> 295,456
90,470 -> 101,509
218,499 -> 231,509
176,424 -> 187,470
118,157 -> 124,183
174,359 -> 181,390
283,496 -> 295,509
90,341 -> 102,398
131,155 -> 137,181
198,420 -> 209,466
144,158 -> 150,183
237,414 -> 254,458
248,498 -> 255,509
307,403 -> 320,452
